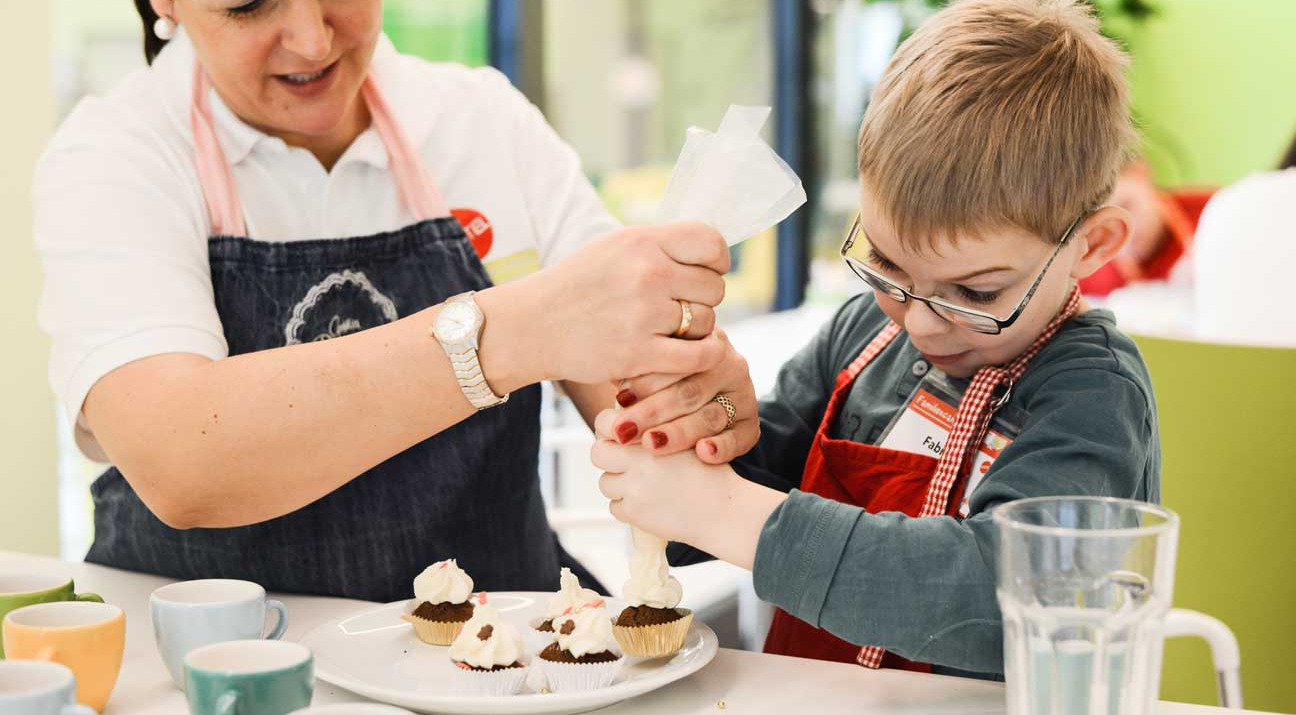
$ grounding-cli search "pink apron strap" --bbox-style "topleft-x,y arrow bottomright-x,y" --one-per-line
191,65 -> 247,237
189,64 -> 450,237
361,75 -> 451,221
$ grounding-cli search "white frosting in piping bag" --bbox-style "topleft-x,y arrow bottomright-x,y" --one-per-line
622,527 -> 683,609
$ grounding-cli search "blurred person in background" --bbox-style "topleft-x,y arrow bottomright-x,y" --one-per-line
1080,159 -> 1213,297
1192,128 -> 1296,346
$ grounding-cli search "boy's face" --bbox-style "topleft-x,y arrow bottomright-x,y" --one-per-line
855,184 -> 1084,378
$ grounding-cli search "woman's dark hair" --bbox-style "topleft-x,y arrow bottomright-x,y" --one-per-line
1280,129 -> 1296,171
135,0 -> 169,65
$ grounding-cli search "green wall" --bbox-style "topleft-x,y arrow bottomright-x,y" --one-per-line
1127,0 -> 1296,187
1137,335 -> 1296,713
0,3 -> 59,556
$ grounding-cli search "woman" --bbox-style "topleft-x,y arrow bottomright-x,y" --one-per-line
34,0 -> 758,601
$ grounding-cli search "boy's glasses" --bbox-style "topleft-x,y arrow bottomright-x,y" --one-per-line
840,212 -> 1088,335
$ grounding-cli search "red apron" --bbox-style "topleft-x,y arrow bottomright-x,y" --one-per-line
763,288 -> 1082,671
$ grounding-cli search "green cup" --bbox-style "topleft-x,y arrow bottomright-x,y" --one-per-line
184,640 -> 313,715
0,575 -> 102,659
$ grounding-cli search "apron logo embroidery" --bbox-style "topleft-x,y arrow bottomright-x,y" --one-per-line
283,269 -> 400,345
451,208 -> 494,259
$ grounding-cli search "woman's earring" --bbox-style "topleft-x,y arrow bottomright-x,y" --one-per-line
153,16 -> 177,41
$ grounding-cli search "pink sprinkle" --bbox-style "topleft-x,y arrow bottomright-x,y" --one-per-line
477,591 -> 488,605
562,606 -> 574,616
439,561 -> 449,570
587,599 -> 605,609
456,662 -> 472,671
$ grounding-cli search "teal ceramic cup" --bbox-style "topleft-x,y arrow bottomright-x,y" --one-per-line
151,579 -> 288,690
184,640 -> 313,715
0,574 -> 102,659
0,660 -> 96,715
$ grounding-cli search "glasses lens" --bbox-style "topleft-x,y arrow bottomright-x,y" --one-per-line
848,261 -> 907,302
930,302 -> 1001,334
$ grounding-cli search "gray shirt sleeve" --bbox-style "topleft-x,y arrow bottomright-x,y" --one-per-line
752,363 -> 1157,675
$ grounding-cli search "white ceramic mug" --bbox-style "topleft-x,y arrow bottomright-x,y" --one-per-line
151,579 -> 288,690
0,660 -> 96,715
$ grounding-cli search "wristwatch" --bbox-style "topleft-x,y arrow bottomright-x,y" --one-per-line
431,292 -> 509,411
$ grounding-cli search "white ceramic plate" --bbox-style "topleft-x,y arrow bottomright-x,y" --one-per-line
299,593 -> 718,715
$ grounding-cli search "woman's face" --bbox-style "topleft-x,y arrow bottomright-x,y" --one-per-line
160,0 -> 383,148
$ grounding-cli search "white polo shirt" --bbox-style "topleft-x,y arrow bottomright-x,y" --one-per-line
34,29 -> 619,460
1192,168 -> 1296,347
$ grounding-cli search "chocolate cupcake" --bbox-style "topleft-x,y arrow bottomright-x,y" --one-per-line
448,593 -> 527,695
613,529 -> 693,658
537,601 -> 623,691
528,567 -> 600,652
401,559 -> 475,645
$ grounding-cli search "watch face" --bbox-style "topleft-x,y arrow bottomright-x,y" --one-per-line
435,301 -> 478,343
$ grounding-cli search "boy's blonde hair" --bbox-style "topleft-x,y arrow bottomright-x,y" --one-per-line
857,0 -> 1137,249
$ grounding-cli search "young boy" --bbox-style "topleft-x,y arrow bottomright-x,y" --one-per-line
592,0 -> 1157,679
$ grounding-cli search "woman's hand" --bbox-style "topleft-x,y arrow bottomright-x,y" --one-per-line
592,329 -> 759,463
481,222 -> 731,389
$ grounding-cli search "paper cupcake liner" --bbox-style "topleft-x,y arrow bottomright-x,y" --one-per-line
450,663 -> 528,696
537,655 -> 624,692
401,614 -> 465,646
525,619 -> 555,656
612,609 -> 693,658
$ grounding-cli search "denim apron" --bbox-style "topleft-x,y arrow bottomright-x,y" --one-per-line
85,65 -> 600,601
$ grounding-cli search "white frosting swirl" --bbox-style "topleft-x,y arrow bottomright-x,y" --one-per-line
414,559 -> 473,605
545,567 -> 600,619
622,529 -> 683,608
553,604 -> 615,658
449,602 -> 523,669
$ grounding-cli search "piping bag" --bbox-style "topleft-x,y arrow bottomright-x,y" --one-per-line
656,105 -> 807,245
623,105 -> 807,605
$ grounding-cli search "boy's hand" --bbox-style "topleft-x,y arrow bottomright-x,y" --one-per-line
590,440 -> 735,545
591,439 -> 787,570
595,329 -> 760,463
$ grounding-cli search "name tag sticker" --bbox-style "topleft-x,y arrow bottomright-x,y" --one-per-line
878,388 -> 955,458
877,369 -> 1023,517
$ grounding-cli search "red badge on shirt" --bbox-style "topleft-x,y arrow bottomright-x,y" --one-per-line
451,208 -> 494,259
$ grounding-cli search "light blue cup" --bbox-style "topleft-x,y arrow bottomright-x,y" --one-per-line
0,660 -> 96,715
185,640 -> 312,715
151,579 -> 288,690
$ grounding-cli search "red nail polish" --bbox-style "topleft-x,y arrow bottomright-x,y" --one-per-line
616,422 -> 639,444
704,440 -> 718,457
616,389 -> 638,407
650,431 -> 668,449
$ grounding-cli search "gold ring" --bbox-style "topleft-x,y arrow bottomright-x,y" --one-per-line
673,300 -> 693,338
712,394 -> 737,428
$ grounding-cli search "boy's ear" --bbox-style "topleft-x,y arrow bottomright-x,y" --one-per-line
1071,206 -> 1132,280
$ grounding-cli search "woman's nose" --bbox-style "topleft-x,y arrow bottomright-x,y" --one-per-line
280,0 -> 333,63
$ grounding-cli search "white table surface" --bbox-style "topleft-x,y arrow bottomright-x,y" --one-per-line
0,552 -> 1269,715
